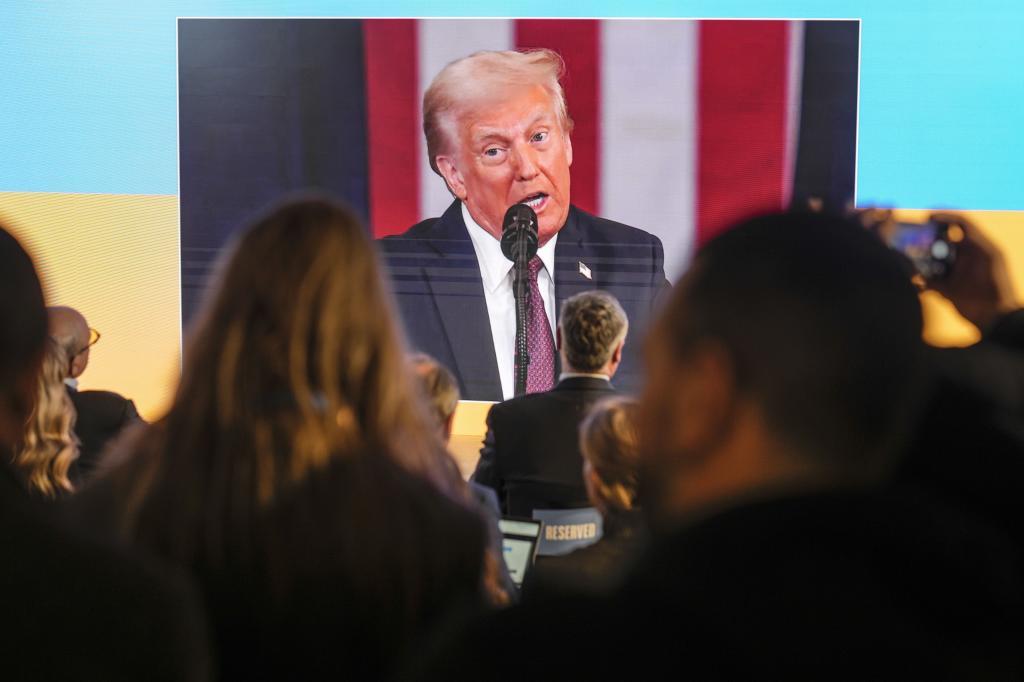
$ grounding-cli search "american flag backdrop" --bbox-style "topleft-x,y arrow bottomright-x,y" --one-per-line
178,18 -> 858,321
366,19 -> 808,280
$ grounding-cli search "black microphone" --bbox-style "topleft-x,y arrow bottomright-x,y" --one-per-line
501,203 -> 539,264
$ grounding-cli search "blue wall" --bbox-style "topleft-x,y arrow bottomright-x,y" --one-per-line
2,0 -> 1022,209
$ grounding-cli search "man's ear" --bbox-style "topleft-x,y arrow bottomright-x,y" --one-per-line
70,350 -> 86,379
564,130 -> 573,167
435,156 -> 467,201
611,337 -> 624,365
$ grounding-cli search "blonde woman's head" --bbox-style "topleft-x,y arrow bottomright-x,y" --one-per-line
580,397 -> 640,515
14,337 -> 78,498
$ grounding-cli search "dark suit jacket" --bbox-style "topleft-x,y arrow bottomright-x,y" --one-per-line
471,376 -> 616,516
413,491 -> 1024,680
68,387 -> 141,483
380,200 -> 668,400
0,462 -> 209,680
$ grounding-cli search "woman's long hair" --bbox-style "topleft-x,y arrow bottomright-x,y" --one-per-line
14,337 -> 78,497
106,197 -> 459,566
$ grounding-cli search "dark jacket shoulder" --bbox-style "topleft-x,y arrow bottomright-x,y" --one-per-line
207,452 -> 487,680
71,389 -> 137,420
489,377 -> 614,419
0,465 -> 209,680
389,216 -> 442,240
570,205 -> 663,248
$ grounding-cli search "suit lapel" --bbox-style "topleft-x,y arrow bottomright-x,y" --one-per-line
423,201 -> 502,400
554,207 -> 599,313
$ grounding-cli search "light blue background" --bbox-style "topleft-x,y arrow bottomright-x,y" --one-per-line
2,1 -> 1022,209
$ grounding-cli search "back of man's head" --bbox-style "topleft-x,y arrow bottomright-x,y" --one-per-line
47,306 -> 89,369
0,226 -> 47,443
656,211 -> 924,477
559,291 -> 628,375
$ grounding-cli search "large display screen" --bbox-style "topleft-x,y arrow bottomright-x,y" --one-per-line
176,18 -> 858,399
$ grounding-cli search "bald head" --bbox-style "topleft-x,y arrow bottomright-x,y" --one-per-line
48,306 -> 90,378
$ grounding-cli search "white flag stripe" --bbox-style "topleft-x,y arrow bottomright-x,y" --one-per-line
599,20 -> 699,281
783,20 -> 805,209
417,19 -> 515,222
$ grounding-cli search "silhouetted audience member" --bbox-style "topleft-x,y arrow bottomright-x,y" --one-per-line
522,396 -> 647,600
413,212 -> 1024,680
924,214 -> 1024,414
411,353 -> 462,443
0,225 -> 209,680
49,306 -> 142,484
12,337 -> 79,498
411,352 -> 516,604
81,198 -> 488,680
891,213 -> 1024,553
472,290 -> 626,515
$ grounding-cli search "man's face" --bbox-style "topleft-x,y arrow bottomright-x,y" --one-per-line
436,84 -> 573,246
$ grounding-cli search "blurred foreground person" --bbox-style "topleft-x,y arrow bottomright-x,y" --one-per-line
522,396 -> 647,600
0,225 -> 209,680
49,305 -> 142,483
12,337 -> 78,498
414,212 -> 1024,679
84,198 -> 487,680
410,353 -> 515,604
885,212 -> 1024,553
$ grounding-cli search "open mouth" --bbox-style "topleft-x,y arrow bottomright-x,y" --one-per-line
520,193 -> 549,212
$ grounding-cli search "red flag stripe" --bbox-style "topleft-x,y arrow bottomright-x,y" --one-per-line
515,20 -> 601,216
697,20 -> 790,245
364,19 -> 420,237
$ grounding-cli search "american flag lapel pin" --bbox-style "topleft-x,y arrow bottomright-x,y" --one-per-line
578,261 -> 592,280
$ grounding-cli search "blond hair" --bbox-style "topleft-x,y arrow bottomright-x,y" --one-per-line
14,337 -> 78,497
580,397 -> 640,513
423,49 -> 573,176
410,353 -> 460,434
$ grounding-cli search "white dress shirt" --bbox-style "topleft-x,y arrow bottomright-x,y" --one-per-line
558,372 -> 611,383
463,203 -> 558,401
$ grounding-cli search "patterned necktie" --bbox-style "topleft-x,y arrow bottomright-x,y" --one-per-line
523,255 -> 556,394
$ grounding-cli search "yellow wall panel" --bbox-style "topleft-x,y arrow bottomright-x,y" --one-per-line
0,191 -> 180,421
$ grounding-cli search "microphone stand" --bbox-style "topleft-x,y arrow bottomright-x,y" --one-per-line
512,238 -> 531,397
501,203 -> 539,398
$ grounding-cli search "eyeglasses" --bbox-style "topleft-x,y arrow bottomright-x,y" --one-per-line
75,328 -> 101,356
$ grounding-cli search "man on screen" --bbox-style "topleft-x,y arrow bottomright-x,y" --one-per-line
381,49 -> 668,401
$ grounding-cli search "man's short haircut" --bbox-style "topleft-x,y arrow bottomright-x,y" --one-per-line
423,49 -> 573,177
559,291 -> 628,373
662,212 -> 924,475
410,353 -> 461,428
0,225 -> 47,392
